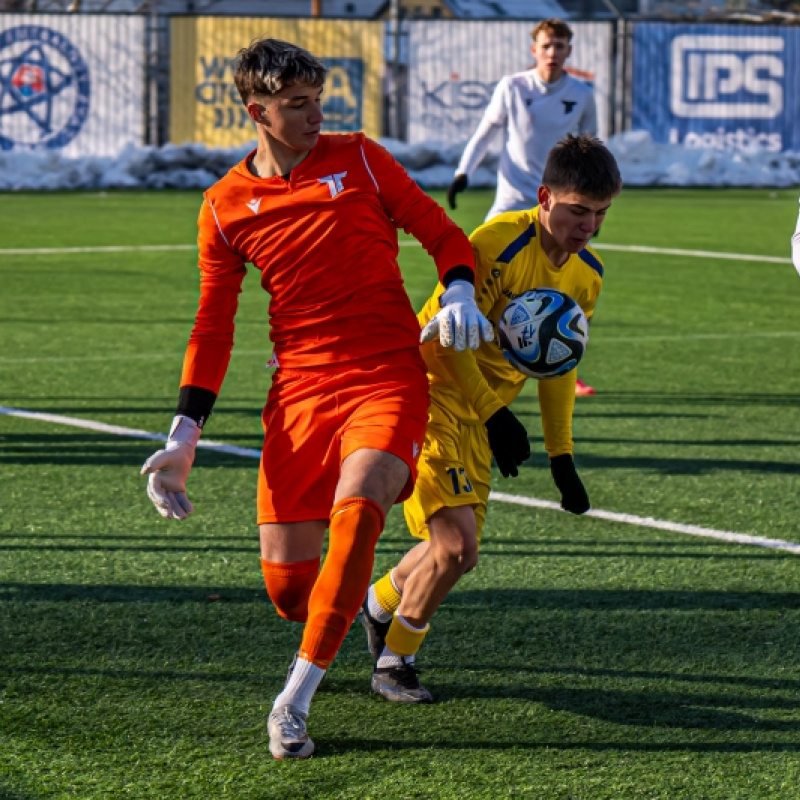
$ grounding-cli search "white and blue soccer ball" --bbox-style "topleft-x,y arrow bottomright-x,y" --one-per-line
497,288 -> 588,379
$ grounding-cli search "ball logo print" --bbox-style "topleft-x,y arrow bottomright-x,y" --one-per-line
0,25 -> 91,151
670,35 -> 784,120
498,288 -> 588,379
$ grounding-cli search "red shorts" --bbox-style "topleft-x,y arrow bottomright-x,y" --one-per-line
257,349 -> 429,524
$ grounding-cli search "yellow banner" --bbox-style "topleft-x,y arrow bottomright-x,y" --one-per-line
170,18 -> 384,147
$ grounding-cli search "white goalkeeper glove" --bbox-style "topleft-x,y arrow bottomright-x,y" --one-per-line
792,231 -> 800,278
140,415 -> 201,520
419,279 -> 494,352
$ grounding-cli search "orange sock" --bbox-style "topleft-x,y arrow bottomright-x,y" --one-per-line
299,496 -> 385,668
260,557 -> 320,622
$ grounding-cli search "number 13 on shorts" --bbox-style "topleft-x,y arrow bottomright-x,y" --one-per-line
447,466 -> 474,495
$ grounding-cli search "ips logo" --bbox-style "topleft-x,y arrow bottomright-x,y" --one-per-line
0,25 -> 91,150
670,35 -> 784,119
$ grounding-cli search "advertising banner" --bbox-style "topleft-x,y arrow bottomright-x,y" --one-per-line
632,23 -> 800,153
407,21 -> 613,146
0,15 -> 145,156
170,18 -> 383,146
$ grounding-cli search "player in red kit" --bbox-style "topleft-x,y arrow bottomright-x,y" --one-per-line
139,38 -> 492,759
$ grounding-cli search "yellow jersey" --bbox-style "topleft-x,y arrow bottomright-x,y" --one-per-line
418,204 -> 604,429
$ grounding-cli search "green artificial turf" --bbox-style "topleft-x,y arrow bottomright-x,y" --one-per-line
1,187 -> 800,799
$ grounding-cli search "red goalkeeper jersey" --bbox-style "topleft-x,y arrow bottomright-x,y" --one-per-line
181,132 -> 474,393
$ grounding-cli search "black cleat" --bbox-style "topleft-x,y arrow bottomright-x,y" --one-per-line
359,599 -> 392,662
371,658 -> 433,704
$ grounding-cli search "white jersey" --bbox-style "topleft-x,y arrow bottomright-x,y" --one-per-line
792,194 -> 800,277
455,70 -> 597,220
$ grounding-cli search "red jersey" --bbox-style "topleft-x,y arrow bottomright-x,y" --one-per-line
180,132 -> 474,393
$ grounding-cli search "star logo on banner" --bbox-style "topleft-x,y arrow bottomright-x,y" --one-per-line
0,44 -> 74,137
0,26 -> 91,151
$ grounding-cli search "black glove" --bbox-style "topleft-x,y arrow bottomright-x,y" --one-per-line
485,406 -> 530,478
447,174 -> 468,210
550,454 -> 590,514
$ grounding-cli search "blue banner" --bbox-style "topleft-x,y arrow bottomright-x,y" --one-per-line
632,23 -> 800,153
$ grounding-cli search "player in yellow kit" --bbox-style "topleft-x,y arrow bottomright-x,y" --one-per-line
360,134 -> 622,702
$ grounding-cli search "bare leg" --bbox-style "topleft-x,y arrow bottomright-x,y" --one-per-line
395,505 -> 478,629
389,540 -> 429,591
260,520 -> 326,562
268,448 -> 411,748
366,504 -> 479,703
260,446 -> 409,563
334,447 -> 410,514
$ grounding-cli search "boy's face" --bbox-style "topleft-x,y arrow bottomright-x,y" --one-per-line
247,81 -> 324,152
530,32 -> 571,82
538,186 -> 616,253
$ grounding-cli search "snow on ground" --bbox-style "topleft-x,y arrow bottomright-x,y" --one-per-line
2,130 -> 799,191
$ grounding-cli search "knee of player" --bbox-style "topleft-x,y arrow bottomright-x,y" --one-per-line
260,557 -> 319,623
264,580 -> 311,622
460,539 -> 479,573
273,602 -> 309,623
429,508 -> 478,568
435,531 -> 479,574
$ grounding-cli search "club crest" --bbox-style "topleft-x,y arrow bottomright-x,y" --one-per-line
0,25 -> 91,151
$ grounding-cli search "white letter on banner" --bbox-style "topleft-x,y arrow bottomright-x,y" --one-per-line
671,35 -> 784,119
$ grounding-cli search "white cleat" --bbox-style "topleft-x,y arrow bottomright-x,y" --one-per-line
267,705 -> 314,759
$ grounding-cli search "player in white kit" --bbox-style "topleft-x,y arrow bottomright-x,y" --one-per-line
449,19 -> 597,221
792,194 -> 800,278
448,19 -> 598,397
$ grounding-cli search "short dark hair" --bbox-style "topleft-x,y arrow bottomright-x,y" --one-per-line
542,134 -> 622,200
531,19 -> 573,42
233,38 -> 326,105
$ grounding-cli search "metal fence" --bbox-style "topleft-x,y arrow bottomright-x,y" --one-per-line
0,13 -> 796,157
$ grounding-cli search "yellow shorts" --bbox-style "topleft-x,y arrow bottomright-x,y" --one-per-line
403,399 -> 492,542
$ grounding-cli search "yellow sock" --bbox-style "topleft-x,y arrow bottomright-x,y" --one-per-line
374,570 -> 402,615
384,613 -> 429,658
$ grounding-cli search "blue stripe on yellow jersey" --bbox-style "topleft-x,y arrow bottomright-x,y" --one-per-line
495,223 -> 536,264
416,205 -> 604,430
578,247 -> 604,277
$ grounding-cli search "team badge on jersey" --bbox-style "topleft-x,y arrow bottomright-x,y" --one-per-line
318,172 -> 347,198
0,25 -> 90,151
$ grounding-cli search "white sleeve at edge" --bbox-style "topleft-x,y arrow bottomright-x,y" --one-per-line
581,90 -> 598,138
455,79 -> 508,178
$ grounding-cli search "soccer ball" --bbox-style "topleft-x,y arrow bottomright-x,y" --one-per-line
497,288 -> 588,379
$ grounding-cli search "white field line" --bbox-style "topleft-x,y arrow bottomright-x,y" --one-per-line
593,330 -> 800,344
2,404 -> 798,555
0,244 -> 196,255
0,349 -> 268,365
591,243 -> 792,264
402,240 -> 793,264
490,492 -> 800,554
0,405 -> 261,459
0,241 -> 792,265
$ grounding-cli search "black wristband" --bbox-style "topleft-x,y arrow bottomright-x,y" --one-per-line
442,265 -> 474,288
176,385 -> 217,428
